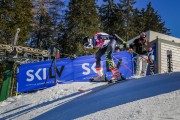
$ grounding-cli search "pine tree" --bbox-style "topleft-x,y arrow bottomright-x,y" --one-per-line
64,0 -> 101,55
109,3 -> 125,37
46,0 -> 65,44
119,0 -> 136,41
98,1 -> 125,41
143,2 -> 170,34
0,0 -> 34,45
31,0 -> 65,49
99,0 -> 115,33
131,8 -> 144,37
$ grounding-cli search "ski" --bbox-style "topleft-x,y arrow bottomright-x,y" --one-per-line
108,77 -> 126,84
89,78 -> 108,82
89,76 -> 126,84
85,77 -> 128,94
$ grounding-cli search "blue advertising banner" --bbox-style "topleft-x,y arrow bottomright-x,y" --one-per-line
17,51 -> 133,93
147,43 -> 157,75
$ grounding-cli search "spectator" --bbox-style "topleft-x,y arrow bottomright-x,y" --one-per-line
128,32 -> 152,77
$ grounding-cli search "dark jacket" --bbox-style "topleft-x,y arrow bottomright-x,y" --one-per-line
130,37 -> 151,55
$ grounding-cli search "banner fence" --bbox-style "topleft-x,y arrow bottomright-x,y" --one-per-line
17,51 -> 133,93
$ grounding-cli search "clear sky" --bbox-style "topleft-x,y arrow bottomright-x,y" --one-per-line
66,0 -> 180,38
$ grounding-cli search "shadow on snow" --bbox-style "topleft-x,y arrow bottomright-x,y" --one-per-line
34,72 -> 180,120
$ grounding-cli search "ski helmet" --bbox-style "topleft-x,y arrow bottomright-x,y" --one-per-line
94,32 -> 109,41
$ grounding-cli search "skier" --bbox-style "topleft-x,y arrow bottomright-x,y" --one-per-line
128,32 -> 152,77
91,32 -> 122,82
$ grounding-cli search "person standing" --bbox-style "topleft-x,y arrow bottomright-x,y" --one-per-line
129,32 -> 152,77
91,32 -> 122,82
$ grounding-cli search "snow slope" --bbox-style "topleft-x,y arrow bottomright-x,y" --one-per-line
0,72 -> 180,120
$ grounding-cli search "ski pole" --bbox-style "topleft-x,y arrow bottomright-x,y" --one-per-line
114,34 -> 127,44
132,50 -> 156,67
112,55 -> 134,74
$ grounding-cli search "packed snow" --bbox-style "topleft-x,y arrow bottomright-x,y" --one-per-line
0,72 -> 180,120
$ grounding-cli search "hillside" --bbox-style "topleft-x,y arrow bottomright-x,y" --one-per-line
0,72 -> 180,120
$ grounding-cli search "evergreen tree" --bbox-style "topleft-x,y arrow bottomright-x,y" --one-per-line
109,3 -> 125,37
119,0 -> 136,41
131,8 -> 144,37
46,0 -> 65,44
98,1 -> 125,42
99,0 -> 115,33
31,0 -> 65,49
64,0 -> 101,55
143,2 -> 170,34
0,0 -> 34,45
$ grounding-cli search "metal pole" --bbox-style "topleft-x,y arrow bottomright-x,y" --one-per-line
12,28 -> 20,46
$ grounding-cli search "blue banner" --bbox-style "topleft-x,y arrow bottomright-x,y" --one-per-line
17,51 -> 133,93
147,43 -> 157,75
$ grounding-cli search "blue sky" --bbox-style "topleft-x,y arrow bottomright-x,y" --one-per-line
66,0 -> 180,38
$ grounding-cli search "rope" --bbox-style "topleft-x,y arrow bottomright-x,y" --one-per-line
112,55 -> 134,74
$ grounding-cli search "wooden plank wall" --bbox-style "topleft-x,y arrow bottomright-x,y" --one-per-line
160,42 -> 180,73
